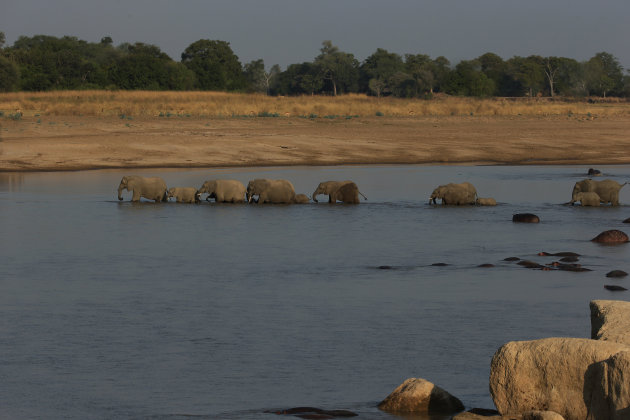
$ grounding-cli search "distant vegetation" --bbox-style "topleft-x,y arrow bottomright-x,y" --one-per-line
0,32 -> 629,98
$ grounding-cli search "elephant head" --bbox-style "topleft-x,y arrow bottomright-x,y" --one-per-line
429,185 -> 447,204
117,176 -> 131,201
246,179 -> 265,203
571,179 -> 594,204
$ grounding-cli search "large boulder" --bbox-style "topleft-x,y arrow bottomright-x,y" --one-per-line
378,377 -> 464,414
590,300 -> 630,346
587,351 -> 630,419
489,337 -> 629,419
452,410 -> 565,420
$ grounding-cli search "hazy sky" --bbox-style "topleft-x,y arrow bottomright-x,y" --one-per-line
2,0 -> 629,70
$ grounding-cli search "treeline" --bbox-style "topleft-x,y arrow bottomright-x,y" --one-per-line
0,33 -> 629,98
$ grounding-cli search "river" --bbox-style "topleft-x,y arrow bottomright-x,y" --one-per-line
1,165 -> 629,419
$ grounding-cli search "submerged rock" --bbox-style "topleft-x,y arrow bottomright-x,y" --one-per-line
604,285 -> 628,292
606,270 -> 628,278
513,213 -> 540,223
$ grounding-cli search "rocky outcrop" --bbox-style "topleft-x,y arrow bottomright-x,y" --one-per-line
590,300 -> 630,346
453,410 -> 565,420
377,377 -> 464,414
586,351 -> 630,419
489,337 -> 629,419
591,230 -> 629,244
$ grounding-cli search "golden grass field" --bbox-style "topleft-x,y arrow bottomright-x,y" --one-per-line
1,91 -> 630,171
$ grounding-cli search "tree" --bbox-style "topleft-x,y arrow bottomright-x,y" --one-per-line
181,39 -> 245,91
0,55 -> 19,91
0,31 -> 5,49
443,60 -> 494,97
243,59 -> 267,93
360,48 -> 404,96
585,52 -> 624,97
404,54 -> 435,96
314,40 -> 359,95
507,56 -> 545,97
543,57 -> 561,97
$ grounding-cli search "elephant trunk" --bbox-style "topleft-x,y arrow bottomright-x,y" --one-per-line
117,184 -> 125,201
247,192 -> 253,203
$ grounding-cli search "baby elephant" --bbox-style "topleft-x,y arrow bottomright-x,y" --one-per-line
167,187 -> 200,203
476,197 -> 497,206
574,191 -> 601,207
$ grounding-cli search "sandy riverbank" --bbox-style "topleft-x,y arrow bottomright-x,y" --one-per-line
1,114 -> 630,172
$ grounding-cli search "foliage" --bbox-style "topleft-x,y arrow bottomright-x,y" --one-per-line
181,39 -> 245,91
0,32 -> 628,98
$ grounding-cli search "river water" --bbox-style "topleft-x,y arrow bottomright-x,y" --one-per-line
1,165 -> 629,419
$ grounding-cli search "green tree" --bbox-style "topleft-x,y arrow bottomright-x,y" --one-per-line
404,54 -> 435,96
0,55 -> 19,91
0,31 -> 5,49
243,59 -> 267,93
507,56 -> 545,97
181,39 -> 245,91
360,48 -> 404,95
275,62 -> 323,95
443,60 -> 495,97
585,52 -> 624,97
314,40 -> 359,96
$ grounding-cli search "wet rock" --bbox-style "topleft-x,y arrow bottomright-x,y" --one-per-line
538,251 -> 580,257
588,168 -> 602,176
517,260 -> 544,269
504,257 -> 520,261
555,263 -> 591,272
431,262 -> 449,266
513,213 -> 540,223
606,270 -> 628,278
377,265 -> 393,270
378,377 -> 464,414
269,407 -> 358,418
590,300 -> 630,345
478,263 -> 495,268
623,217 -> 630,223
591,229 -> 629,244
604,285 -> 628,291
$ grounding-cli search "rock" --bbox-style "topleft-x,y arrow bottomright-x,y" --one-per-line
512,213 -> 540,223
478,263 -> 495,268
538,252 -> 580,257
623,217 -> 630,223
559,256 -> 579,262
504,257 -> 520,261
604,285 -> 628,291
588,168 -> 602,176
431,262 -> 449,266
591,230 -> 629,244
377,265 -> 393,270
489,337 -> 630,419
606,270 -> 628,278
586,350 -> 630,419
590,300 -> 630,345
522,411 -> 565,420
268,407 -> 357,418
517,260 -> 544,269
378,377 -> 464,414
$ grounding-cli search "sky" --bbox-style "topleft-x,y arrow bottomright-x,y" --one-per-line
2,0 -> 629,71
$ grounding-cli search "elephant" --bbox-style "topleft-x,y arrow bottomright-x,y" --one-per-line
569,179 -> 627,206
117,175 -> 167,202
246,179 -> 296,204
167,187 -> 200,203
312,181 -> 367,203
329,182 -> 362,204
198,179 -> 247,203
476,197 -> 497,206
573,191 -> 601,207
430,182 -> 477,205
294,193 -> 310,204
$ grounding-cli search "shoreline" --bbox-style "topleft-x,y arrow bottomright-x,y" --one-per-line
2,115 -> 630,172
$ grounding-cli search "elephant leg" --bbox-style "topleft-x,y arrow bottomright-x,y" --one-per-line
132,190 -> 141,201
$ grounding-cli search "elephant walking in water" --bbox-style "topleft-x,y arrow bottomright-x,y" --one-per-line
312,180 -> 367,203
167,187 -> 200,203
247,179 -> 296,204
117,175 -> 168,202
569,179 -> 626,206
430,182 -> 477,205
198,179 -> 247,203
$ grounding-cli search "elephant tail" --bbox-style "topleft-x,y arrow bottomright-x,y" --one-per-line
359,190 -> 368,201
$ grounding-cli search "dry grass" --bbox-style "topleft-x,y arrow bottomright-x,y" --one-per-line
1,90 -> 629,118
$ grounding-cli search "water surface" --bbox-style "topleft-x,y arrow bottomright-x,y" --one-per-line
1,165 -> 629,419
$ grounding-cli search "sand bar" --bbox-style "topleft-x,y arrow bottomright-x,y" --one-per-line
1,115 -> 629,172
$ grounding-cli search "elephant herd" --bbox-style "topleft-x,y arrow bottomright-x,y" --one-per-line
116,176 -> 367,204
117,175 -> 627,207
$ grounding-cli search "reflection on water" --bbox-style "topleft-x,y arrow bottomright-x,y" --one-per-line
0,165 -> 629,419
0,172 -> 24,191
